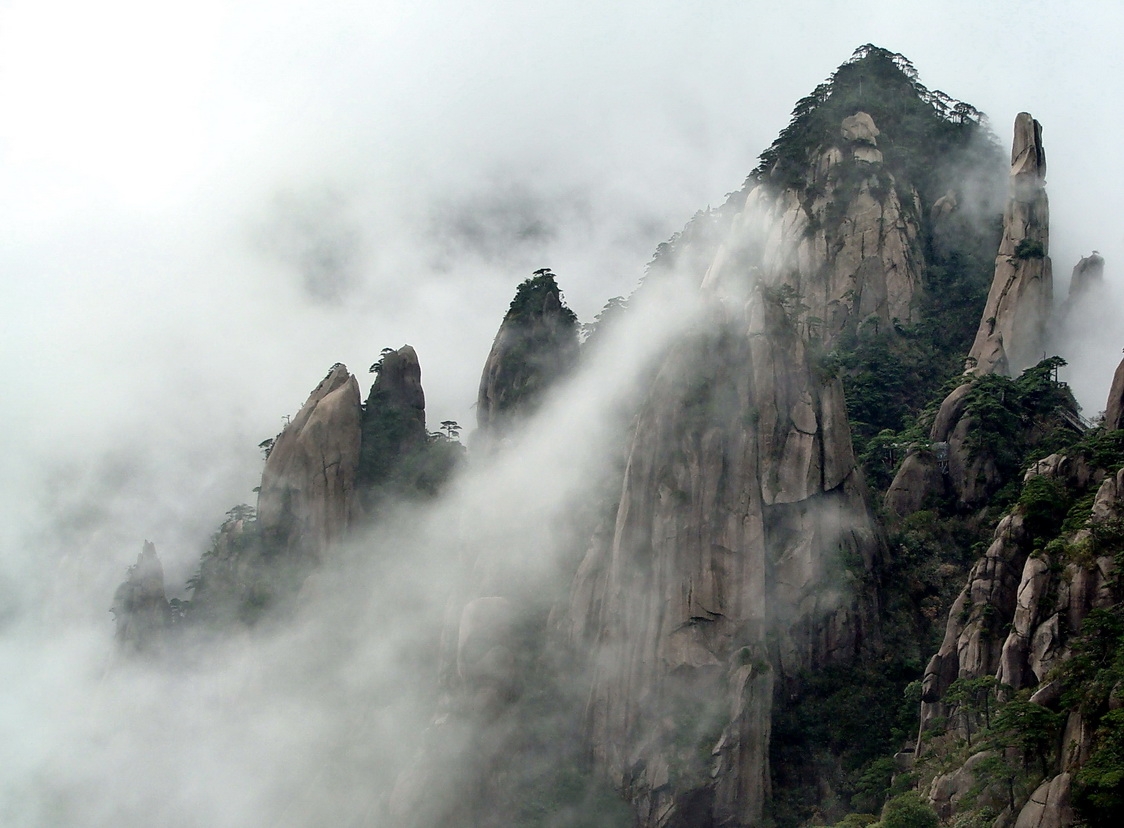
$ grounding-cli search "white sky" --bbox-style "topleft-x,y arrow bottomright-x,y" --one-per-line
3,0 -> 1124,585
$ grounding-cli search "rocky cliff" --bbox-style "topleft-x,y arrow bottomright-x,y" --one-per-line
568,289 -> 881,827
710,108 -> 924,345
359,345 -> 428,498
107,44 -> 1124,828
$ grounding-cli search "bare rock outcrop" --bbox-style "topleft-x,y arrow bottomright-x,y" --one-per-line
476,269 -> 579,442
1014,773 -> 1074,828
920,512 -> 1029,729
257,363 -> 361,563
111,540 -> 171,653
967,112 -> 1052,377
569,289 -> 881,827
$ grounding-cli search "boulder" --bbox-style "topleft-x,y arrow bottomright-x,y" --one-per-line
1014,773 -> 1073,828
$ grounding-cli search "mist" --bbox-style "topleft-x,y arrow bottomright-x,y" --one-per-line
4,1 -> 1124,825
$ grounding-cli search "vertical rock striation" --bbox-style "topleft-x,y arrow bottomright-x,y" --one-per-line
358,345 -> 428,496
570,235 -> 882,827
705,110 -> 924,346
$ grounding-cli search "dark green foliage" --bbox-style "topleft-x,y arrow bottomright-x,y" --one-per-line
1060,606 -> 1124,714
753,45 -> 994,206
1075,709 -> 1124,826
1017,476 -> 1072,537
770,661 -> 923,825
1069,428 -> 1124,474
505,268 -> 578,327
879,791 -> 939,828
1014,238 -> 1046,259
992,698 -> 1064,777
359,348 -> 463,505
359,402 -> 426,491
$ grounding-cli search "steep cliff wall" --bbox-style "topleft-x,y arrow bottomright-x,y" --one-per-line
706,110 -> 924,346
569,290 -> 881,826
358,345 -> 427,497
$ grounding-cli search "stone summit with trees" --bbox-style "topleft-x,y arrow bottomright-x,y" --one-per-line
111,46 -> 1124,828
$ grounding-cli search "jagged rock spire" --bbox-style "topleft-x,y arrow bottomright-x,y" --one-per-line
966,112 -> 1052,376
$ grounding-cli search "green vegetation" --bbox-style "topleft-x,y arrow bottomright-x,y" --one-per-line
1014,238 -> 1046,259
879,792 -> 939,828
754,46 -> 995,202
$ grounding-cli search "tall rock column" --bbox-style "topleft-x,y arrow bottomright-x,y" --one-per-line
257,363 -> 362,563
967,112 -> 1052,376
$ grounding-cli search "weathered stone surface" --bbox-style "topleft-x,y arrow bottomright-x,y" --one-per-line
570,287 -> 881,827
708,112 -> 923,346
921,513 -> 1028,728
967,113 -> 1052,376
111,540 -> 171,653
884,449 -> 944,516
1105,357 -> 1124,431
258,363 -> 361,563
841,111 -> 880,144
1014,773 -> 1073,828
929,750 -> 1007,820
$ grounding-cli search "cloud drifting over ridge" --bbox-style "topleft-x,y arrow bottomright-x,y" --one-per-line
3,1 -> 1124,822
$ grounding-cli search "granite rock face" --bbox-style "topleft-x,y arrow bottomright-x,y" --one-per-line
257,363 -> 362,563
967,113 -> 1052,377
569,286 -> 881,827
111,540 -> 171,653
1065,252 -> 1104,307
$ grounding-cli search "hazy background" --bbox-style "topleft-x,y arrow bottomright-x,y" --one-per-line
1,1 -> 1123,820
